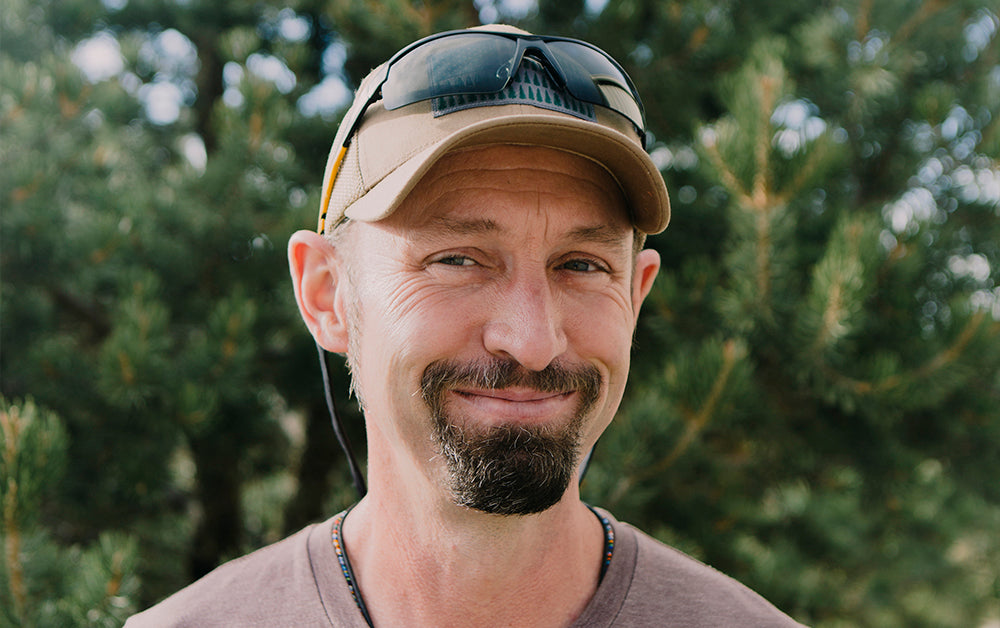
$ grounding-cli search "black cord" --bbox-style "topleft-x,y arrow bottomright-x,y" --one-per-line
316,341 -> 367,498
579,441 -> 596,485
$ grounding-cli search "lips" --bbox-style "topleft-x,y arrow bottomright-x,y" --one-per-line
456,386 -> 571,402
450,387 -> 577,423
421,357 -> 603,426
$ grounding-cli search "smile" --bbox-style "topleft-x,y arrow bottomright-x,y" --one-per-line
450,388 -> 577,422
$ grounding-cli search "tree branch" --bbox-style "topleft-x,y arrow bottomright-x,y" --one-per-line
1,406 -> 26,623
831,310 -> 992,395
610,339 -> 742,504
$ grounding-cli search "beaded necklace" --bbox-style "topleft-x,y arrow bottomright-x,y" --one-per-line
330,505 -> 614,627
331,508 -> 372,625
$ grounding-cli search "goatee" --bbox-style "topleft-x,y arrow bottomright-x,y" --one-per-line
421,358 -> 602,516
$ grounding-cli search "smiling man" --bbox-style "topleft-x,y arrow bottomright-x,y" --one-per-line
128,25 -> 803,627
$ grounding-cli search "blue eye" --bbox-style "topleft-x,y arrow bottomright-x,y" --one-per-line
438,255 -> 476,266
561,259 -> 602,272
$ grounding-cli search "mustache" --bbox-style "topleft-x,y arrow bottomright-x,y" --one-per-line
420,358 -> 602,411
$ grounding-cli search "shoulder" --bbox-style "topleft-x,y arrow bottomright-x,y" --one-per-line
594,512 -> 806,627
126,520 -> 335,628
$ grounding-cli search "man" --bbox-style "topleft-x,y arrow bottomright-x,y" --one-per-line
129,25 -> 803,627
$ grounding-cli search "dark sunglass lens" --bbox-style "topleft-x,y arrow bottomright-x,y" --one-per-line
544,43 -> 603,103
382,34 -> 518,110
547,41 -> 643,129
548,41 -> 629,88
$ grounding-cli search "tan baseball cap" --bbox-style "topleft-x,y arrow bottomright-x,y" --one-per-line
319,25 -> 670,235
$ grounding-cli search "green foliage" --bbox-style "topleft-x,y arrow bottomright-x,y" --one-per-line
1,398 -> 139,627
1,399 -> 67,531
578,2 -> 1000,626
1,0 -> 998,626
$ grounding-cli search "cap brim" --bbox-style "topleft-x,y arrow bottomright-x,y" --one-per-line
344,105 -> 670,234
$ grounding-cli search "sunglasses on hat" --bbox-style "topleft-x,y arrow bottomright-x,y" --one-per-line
318,29 -> 648,234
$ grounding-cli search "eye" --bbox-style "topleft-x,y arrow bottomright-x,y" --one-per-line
559,258 -> 607,273
436,254 -> 478,267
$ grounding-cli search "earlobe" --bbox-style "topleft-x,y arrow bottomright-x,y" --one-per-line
631,248 -> 660,323
288,230 -> 350,353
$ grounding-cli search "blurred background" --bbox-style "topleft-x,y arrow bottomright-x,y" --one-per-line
2,0 -> 998,626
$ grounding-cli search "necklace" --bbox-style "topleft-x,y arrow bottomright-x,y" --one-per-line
331,507 -> 373,626
331,505 -> 615,627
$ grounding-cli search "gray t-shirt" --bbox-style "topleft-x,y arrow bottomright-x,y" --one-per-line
127,509 -> 804,627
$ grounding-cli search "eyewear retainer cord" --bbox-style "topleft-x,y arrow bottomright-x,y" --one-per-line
316,341 -> 367,498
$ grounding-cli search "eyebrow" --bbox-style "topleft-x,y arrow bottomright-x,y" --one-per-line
564,224 -> 632,249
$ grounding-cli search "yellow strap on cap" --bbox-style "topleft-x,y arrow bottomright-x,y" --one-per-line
317,145 -> 349,234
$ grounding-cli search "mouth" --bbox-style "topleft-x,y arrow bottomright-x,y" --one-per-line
421,358 -> 604,429
450,387 -> 577,423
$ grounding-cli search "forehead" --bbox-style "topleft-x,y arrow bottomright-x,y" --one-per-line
381,144 -> 633,238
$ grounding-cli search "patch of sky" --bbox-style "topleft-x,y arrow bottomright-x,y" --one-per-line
72,32 -> 124,82
140,28 -> 198,81
179,132 -> 207,173
246,52 -> 296,94
963,9 -> 998,63
771,99 -> 827,156
130,28 -> 198,124
475,0 -> 535,24
476,0 -> 607,23
297,41 -> 351,118
139,81 -> 184,125
223,61 -> 245,108
883,187 -> 937,236
277,8 -> 311,43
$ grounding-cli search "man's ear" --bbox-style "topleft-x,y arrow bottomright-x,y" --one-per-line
288,230 -> 350,353
631,248 -> 660,323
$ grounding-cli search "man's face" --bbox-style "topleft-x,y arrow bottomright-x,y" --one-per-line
338,144 -> 659,514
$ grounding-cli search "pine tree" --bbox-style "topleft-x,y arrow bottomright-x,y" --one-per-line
1,397 -> 139,627
562,2 -> 1000,626
1,0 -> 337,603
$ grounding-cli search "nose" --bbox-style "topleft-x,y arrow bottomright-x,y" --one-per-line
482,270 -> 567,372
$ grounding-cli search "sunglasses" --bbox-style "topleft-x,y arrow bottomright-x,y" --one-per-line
318,29 -> 647,233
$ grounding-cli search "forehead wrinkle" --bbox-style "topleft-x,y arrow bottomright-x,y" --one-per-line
424,215 -> 501,236
403,194 -> 628,248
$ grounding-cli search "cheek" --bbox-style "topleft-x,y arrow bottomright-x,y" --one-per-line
353,278 -> 481,398
384,282 -> 480,351
563,290 -> 636,360
564,299 -> 635,424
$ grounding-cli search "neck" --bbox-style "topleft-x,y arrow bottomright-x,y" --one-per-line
341,479 -> 604,628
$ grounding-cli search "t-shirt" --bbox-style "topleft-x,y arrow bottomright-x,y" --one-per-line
126,509 -> 805,627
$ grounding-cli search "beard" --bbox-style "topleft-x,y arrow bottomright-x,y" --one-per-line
420,358 -> 602,516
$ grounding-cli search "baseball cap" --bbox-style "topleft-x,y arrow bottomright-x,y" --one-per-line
318,25 -> 671,235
